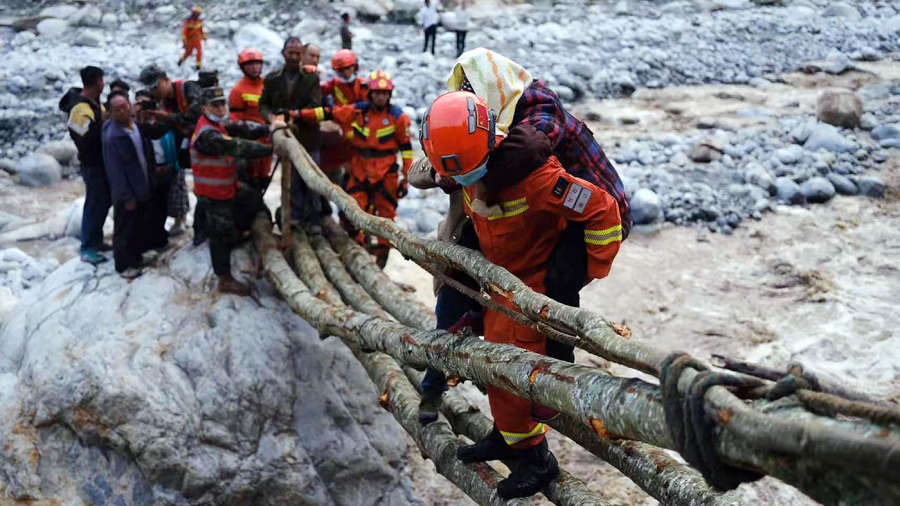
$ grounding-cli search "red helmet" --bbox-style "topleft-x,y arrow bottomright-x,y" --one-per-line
420,91 -> 496,185
238,48 -> 264,65
331,49 -> 358,71
368,70 -> 394,91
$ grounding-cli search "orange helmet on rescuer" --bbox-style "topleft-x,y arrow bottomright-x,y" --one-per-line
420,91 -> 497,186
331,49 -> 358,71
238,48 -> 263,66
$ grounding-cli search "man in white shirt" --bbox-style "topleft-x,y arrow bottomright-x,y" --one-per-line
416,0 -> 441,55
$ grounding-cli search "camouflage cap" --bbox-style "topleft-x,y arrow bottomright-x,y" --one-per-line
138,64 -> 167,88
201,86 -> 227,105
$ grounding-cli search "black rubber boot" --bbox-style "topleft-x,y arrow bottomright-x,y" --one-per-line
457,426 -> 523,463
496,438 -> 560,499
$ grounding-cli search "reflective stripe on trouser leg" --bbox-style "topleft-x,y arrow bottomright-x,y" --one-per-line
484,309 -> 549,449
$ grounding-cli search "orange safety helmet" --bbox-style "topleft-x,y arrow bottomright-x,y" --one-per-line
191,4 -> 202,14
331,49 -> 358,71
238,48 -> 264,65
367,70 -> 394,92
420,91 -> 496,186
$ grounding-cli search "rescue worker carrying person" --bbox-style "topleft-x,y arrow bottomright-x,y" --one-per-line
410,47 -> 631,425
420,91 -> 624,499
294,70 -> 413,268
318,49 -> 368,179
190,87 -> 273,296
178,5 -> 206,69
229,48 -> 273,193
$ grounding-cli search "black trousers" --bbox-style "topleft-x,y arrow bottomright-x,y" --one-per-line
543,221 -> 587,363
113,200 -> 144,272
424,25 -> 437,54
80,165 -> 111,252
145,179 -> 170,251
455,30 -> 467,57
202,185 -> 269,276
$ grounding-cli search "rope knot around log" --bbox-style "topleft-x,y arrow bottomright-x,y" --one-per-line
766,361 -> 821,401
660,352 -> 766,491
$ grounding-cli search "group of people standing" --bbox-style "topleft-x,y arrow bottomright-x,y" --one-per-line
417,0 -> 471,57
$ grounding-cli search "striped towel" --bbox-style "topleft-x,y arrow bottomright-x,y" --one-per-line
447,47 -> 533,137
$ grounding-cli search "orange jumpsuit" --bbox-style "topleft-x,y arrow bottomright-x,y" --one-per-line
462,155 -> 623,449
320,77 -> 368,174
180,17 -> 205,69
229,76 -> 272,183
328,103 -> 413,252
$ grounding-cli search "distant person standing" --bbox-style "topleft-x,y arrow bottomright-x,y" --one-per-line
453,0 -> 469,57
416,0 -> 440,55
59,65 -> 111,265
340,13 -> 354,50
178,5 -> 206,70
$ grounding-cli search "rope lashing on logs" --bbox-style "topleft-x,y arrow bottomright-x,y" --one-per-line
660,353 -> 766,491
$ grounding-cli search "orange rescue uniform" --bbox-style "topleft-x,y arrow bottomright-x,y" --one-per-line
229,76 -> 271,181
332,103 -> 413,243
462,155 -> 623,449
180,18 -> 205,68
319,77 -> 368,173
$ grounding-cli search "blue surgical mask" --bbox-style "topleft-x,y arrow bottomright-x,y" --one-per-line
207,112 -> 227,124
452,160 -> 488,186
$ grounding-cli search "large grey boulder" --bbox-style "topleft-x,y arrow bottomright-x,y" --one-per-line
816,90 -> 863,129
856,176 -> 885,198
744,163 -> 776,195
0,248 -> 415,504
16,153 -> 62,187
827,173 -> 858,195
232,24 -> 284,61
631,188 -> 664,224
74,29 -> 104,47
36,139 -> 77,165
821,2 -> 861,20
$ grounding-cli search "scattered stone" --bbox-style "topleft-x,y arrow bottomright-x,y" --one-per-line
620,116 -> 640,125
870,151 -> 887,164
821,50 -> 854,75
695,117 -> 717,129
74,29 -> 103,47
775,145 -> 805,164
16,153 -> 61,187
800,177 -> 835,203
689,141 -> 724,163
871,124 -> 899,142
856,176 -> 884,198
774,177 -> 805,205
232,23 -> 284,59
859,113 -> 877,131
69,5 -> 103,26
614,1 -> 631,16
101,13 -> 118,27
745,164 -> 776,195
36,18 -> 70,38
816,90 -> 862,129
630,188 -> 663,225
39,5 -> 79,19
821,2 -> 861,20
827,173 -> 857,195
803,123 -> 857,153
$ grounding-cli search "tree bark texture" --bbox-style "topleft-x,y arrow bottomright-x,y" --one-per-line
252,217 -> 525,506
268,133 -> 900,506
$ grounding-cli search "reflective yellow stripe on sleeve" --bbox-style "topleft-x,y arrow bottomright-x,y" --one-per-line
487,197 -> 529,221
584,224 -> 623,246
240,93 -> 261,103
500,423 -> 548,445
314,107 -> 325,121
376,125 -> 396,138
401,150 -> 414,160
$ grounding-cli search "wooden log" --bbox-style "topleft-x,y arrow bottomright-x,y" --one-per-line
253,217 -> 524,506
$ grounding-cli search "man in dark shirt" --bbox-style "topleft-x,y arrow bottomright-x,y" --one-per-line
59,66 -> 112,265
340,13 -> 354,50
259,36 -> 326,231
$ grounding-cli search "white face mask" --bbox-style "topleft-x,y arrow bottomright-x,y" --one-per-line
338,74 -> 355,84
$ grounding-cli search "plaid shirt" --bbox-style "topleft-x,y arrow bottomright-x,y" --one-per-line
513,80 -> 632,238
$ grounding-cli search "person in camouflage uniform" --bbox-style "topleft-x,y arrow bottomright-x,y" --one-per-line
190,87 -> 273,296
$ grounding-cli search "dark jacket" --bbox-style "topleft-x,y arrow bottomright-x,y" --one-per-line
101,119 -> 157,205
258,67 -> 322,151
162,79 -> 203,133
59,87 -> 104,168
